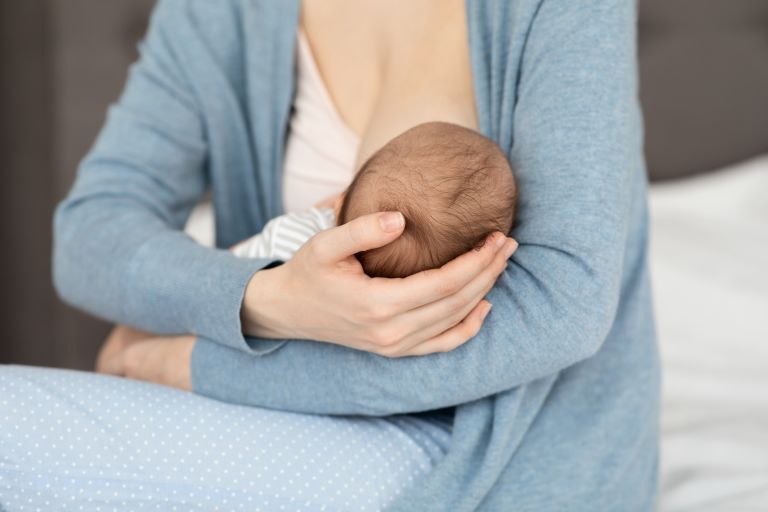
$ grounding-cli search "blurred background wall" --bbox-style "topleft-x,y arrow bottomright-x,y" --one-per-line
1,0 -> 767,370
0,0 -> 155,368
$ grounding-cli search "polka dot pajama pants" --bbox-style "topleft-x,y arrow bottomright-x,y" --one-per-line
0,366 -> 452,511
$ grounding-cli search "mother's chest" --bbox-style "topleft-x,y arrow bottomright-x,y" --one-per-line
302,0 -> 480,166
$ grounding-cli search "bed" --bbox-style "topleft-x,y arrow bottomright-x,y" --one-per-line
650,155 -> 768,511
640,3 -> 768,507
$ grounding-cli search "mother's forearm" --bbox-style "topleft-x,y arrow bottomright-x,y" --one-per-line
53,205 -> 277,351
191,247 -> 621,416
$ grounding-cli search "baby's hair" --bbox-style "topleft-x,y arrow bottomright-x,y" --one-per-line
339,121 -> 517,278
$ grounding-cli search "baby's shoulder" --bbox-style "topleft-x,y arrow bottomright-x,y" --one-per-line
277,207 -> 337,235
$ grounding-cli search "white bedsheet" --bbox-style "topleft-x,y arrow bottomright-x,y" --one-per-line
650,155 -> 768,511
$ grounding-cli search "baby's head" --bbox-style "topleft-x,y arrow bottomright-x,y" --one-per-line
338,122 -> 517,278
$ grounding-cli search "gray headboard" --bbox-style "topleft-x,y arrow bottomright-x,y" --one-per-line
639,0 -> 768,181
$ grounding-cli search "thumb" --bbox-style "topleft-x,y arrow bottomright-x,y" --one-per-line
312,211 -> 405,265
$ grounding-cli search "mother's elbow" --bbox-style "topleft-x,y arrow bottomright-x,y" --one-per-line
51,202 -> 83,308
51,198 -> 107,313
553,277 -> 621,366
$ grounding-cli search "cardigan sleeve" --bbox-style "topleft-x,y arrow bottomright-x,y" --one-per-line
52,0 -> 282,353
191,0 -> 646,415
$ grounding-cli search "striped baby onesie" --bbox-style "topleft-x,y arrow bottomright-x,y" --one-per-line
230,207 -> 337,260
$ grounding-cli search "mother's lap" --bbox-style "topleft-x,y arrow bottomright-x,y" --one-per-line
0,366 -> 450,511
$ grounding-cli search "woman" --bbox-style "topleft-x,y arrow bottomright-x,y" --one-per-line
1,0 -> 659,510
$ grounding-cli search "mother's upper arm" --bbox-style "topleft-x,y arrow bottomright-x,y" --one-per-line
53,0 -> 277,348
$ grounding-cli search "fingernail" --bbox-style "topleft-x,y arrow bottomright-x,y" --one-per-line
481,302 -> 493,321
504,239 -> 518,259
380,212 -> 404,232
494,233 -> 506,249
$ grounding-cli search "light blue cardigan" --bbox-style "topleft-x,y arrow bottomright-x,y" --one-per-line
53,0 -> 660,510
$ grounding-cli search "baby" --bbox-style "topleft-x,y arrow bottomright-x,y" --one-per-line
231,122 -> 517,278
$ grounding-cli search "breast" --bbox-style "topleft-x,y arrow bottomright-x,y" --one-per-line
281,31 -> 360,214
301,0 -> 478,169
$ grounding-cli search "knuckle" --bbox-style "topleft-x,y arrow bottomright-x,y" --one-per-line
368,327 -> 396,347
384,326 -> 406,346
376,344 -> 404,358
387,326 -> 408,346
445,295 -> 466,316
377,302 -> 397,320
362,301 -> 387,322
362,326 -> 380,345
436,276 -> 461,296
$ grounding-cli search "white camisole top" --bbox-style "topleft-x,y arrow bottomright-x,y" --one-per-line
185,30 -> 358,246
281,31 -> 361,214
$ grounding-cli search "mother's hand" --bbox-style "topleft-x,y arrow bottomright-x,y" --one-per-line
242,211 -> 517,357
96,325 -> 194,391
